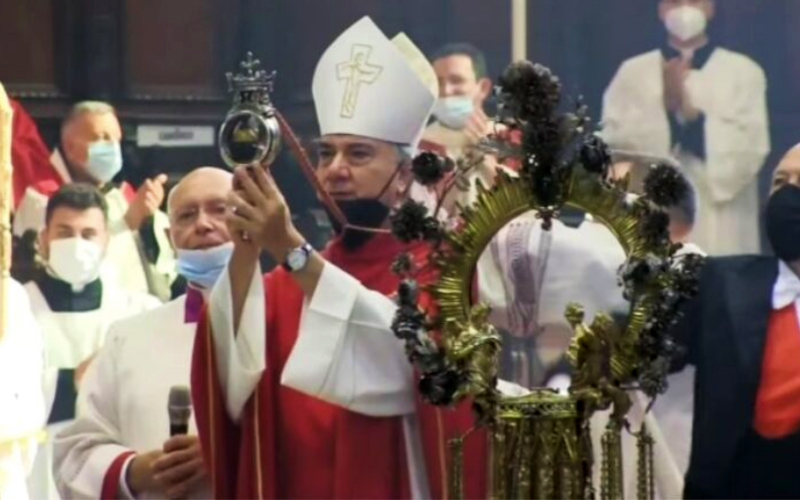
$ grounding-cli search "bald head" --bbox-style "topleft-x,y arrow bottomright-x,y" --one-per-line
168,167 -> 233,251
168,167 -> 233,215
771,143 -> 800,195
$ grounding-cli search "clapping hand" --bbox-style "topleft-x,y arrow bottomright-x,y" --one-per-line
125,174 -> 168,230
663,57 -> 700,120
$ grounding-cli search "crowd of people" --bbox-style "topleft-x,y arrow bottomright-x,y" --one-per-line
2,0 -> 799,498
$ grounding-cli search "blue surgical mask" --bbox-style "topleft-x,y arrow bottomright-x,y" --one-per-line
432,96 -> 474,130
86,141 -> 123,183
176,242 -> 234,289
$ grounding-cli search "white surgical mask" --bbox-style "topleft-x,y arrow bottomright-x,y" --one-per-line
176,242 -> 234,289
432,96 -> 474,130
665,5 -> 707,42
86,140 -> 123,183
48,237 -> 104,291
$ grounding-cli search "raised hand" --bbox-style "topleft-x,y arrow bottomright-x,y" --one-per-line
125,173 -> 168,230
663,57 -> 690,113
463,107 -> 492,145
226,165 -> 303,262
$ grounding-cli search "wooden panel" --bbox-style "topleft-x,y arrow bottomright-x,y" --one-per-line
124,0 -> 236,100
447,0 -> 511,79
276,0 -> 384,94
248,0 -> 389,136
0,0 -> 56,92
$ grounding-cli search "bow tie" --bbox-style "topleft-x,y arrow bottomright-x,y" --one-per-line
772,267 -> 800,310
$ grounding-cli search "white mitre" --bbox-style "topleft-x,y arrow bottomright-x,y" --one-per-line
312,16 -> 437,149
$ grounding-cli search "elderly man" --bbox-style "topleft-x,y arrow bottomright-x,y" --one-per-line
54,167 -> 232,499
13,101 -> 176,300
666,143 -> 800,497
602,0 -> 769,256
23,183 -> 161,500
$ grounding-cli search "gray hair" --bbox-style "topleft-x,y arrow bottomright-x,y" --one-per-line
63,101 -> 117,129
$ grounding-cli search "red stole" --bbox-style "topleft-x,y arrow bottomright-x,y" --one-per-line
191,233 -> 488,499
754,305 -> 800,439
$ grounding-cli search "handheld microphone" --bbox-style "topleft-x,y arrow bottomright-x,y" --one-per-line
168,385 -> 192,436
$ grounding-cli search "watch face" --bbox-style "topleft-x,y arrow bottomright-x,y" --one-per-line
287,249 -> 307,270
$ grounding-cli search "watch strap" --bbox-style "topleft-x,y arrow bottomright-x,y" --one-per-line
282,243 -> 313,272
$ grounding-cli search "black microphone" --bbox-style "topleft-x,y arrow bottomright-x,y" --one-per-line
168,385 -> 192,436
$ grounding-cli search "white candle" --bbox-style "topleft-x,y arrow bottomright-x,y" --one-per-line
512,0 -> 528,62
0,82 -> 13,343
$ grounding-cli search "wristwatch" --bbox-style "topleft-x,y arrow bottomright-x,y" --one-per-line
282,243 -> 314,272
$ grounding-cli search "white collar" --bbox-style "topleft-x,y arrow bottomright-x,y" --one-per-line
772,260 -> 800,310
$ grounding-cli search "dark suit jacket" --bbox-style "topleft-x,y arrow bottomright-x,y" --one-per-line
672,255 -> 779,498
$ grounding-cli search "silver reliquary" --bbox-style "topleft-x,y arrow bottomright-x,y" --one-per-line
219,52 -> 282,169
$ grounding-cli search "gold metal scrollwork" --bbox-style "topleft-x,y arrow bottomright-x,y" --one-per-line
429,164 -> 679,499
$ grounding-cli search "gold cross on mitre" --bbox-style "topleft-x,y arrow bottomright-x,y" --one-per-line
336,44 -> 383,119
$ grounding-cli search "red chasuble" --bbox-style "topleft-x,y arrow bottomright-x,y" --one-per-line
192,233 -> 488,499
9,99 -> 62,207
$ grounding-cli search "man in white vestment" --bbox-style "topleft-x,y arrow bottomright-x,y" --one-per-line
424,43 -> 493,162
411,43 -> 517,218
601,0 -> 769,256
0,279 -> 46,500
13,101 -> 176,300
24,183 -> 161,500
53,167 -> 232,499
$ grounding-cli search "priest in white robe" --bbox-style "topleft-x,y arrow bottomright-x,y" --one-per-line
13,101 -> 176,300
411,42 -> 517,219
601,0 -> 769,256
24,183 -> 161,500
0,278 -> 46,500
54,167 -> 232,499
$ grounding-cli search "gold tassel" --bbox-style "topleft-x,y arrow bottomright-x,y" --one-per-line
449,436 -> 464,500
600,419 -> 623,500
636,423 -> 655,500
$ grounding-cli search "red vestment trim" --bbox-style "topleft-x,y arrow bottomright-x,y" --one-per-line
100,450 -> 136,500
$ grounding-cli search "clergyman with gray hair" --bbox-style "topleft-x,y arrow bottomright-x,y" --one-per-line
13,100 -> 176,300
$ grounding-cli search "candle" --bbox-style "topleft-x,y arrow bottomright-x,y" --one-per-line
0,82 -> 13,343
512,0 -> 528,62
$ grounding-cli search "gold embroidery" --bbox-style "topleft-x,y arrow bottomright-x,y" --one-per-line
336,44 -> 383,118
254,390 -> 264,499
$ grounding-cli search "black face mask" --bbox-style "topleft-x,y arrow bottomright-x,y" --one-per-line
325,199 -> 391,250
766,184 -> 800,262
323,165 -> 400,251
